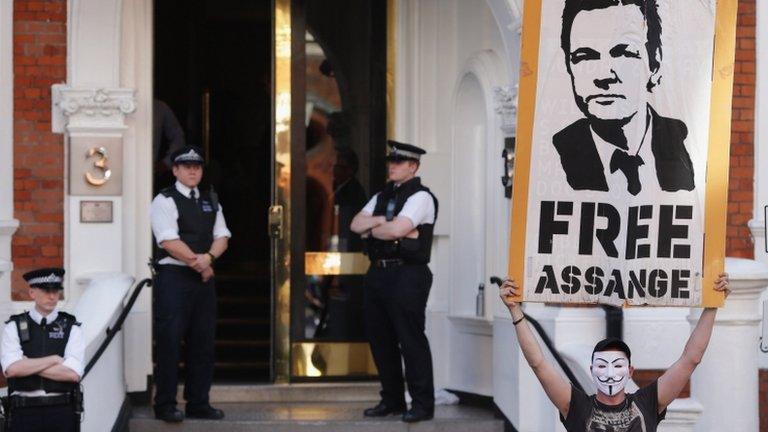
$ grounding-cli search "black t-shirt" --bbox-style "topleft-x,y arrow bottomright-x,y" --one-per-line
561,381 -> 667,432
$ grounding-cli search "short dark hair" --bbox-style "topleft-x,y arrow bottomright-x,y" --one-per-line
592,337 -> 632,363
561,0 -> 662,75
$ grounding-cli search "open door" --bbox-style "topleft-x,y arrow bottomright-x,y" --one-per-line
271,0 -> 390,382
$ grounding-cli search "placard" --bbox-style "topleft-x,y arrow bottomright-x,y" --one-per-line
508,0 -> 738,307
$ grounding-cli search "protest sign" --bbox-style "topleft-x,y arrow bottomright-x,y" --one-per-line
509,0 -> 738,307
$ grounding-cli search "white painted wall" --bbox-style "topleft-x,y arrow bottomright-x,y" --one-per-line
73,273 -> 134,432
395,0 -> 513,397
49,0 -> 153,398
118,0 -> 154,392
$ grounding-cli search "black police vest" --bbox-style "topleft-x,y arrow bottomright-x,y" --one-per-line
155,186 -> 219,261
367,177 -> 439,264
6,312 -> 79,394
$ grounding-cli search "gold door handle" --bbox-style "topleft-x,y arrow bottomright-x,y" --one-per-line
268,205 -> 284,239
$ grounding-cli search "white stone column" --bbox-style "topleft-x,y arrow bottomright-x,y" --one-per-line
0,0 -> 19,306
690,257 -> 768,431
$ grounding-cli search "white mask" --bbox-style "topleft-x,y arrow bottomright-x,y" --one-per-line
591,351 -> 630,396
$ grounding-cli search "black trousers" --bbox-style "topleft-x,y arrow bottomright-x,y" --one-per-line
363,264 -> 434,412
9,404 -> 78,432
153,265 -> 217,412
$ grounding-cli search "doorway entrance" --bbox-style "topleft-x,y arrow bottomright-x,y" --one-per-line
153,0 -> 389,383
154,0 -> 272,382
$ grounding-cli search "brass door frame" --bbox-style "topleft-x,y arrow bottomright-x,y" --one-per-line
272,0 -> 292,383
272,0 -> 397,383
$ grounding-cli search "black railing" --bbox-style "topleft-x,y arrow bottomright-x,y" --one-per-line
81,278 -> 152,380
490,276 -> 584,393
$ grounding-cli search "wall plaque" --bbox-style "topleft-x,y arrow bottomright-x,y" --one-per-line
80,200 -> 113,223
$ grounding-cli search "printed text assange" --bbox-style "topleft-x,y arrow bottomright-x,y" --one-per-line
535,201 -> 696,299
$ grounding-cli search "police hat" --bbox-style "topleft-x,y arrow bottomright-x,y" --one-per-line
170,146 -> 205,166
23,268 -> 65,291
386,140 -> 426,162
592,337 -> 631,363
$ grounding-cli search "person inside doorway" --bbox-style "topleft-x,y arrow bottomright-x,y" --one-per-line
498,274 -> 729,431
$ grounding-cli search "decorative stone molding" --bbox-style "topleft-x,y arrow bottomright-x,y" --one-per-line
51,86 -> 137,133
493,85 -> 518,137
749,218 -> 765,260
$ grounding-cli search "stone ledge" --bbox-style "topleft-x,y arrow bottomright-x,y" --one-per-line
726,257 -> 768,281
0,219 -> 19,236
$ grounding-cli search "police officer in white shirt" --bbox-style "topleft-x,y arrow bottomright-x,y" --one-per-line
1,268 -> 85,431
150,146 -> 231,422
350,141 -> 438,423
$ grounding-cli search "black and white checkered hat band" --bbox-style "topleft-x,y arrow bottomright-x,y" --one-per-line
174,149 -> 204,163
390,148 -> 420,160
27,273 -> 63,285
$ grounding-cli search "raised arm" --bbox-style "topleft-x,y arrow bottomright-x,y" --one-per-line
657,273 -> 730,411
499,279 -> 572,417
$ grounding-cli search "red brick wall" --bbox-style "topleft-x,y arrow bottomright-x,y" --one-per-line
761,370 -> 768,431
11,0 -> 67,300
633,370 -> 690,398
726,0 -> 756,258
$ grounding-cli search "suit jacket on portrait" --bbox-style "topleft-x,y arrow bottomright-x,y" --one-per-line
552,106 -> 695,193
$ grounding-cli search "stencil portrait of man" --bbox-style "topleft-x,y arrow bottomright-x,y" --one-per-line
552,0 -> 695,196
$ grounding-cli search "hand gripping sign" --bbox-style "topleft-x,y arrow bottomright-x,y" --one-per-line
508,0 -> 738,307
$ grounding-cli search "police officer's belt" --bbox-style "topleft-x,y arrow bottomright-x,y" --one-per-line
8,393 -> 74,408
374,259 -> 404,268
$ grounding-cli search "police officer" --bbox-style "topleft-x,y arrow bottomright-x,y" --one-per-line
150,146 -> 230,422
1,268 -> 84,431
350,140 -> 438,423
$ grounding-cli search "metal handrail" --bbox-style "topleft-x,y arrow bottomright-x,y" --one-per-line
81,278 -> 152,380
490,276 -> 585,393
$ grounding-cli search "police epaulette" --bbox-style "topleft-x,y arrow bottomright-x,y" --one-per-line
209,186 -> 219,210
160,187 -> 175,198
58,311 -> 81,326
5,311 -> 27,324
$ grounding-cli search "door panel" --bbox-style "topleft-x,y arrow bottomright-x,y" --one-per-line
272,0 -> 389,381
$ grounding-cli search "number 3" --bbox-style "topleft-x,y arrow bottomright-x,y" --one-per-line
85,147 -> 111,186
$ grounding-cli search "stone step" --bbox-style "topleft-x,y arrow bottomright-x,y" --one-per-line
129,402 -> 505,432
201,383 -> 381,403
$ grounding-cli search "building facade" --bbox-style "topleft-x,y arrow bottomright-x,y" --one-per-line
0,0 -> 765,430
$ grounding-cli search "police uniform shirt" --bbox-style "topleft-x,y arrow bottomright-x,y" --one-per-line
151,180 -> 232,266
360,190 -> 436,226
0,308 -> 85,396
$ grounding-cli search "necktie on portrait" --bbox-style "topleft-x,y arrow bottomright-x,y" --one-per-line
40,317 -> 47,327
190,189 -> 198,204
609,149 -> 645,195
